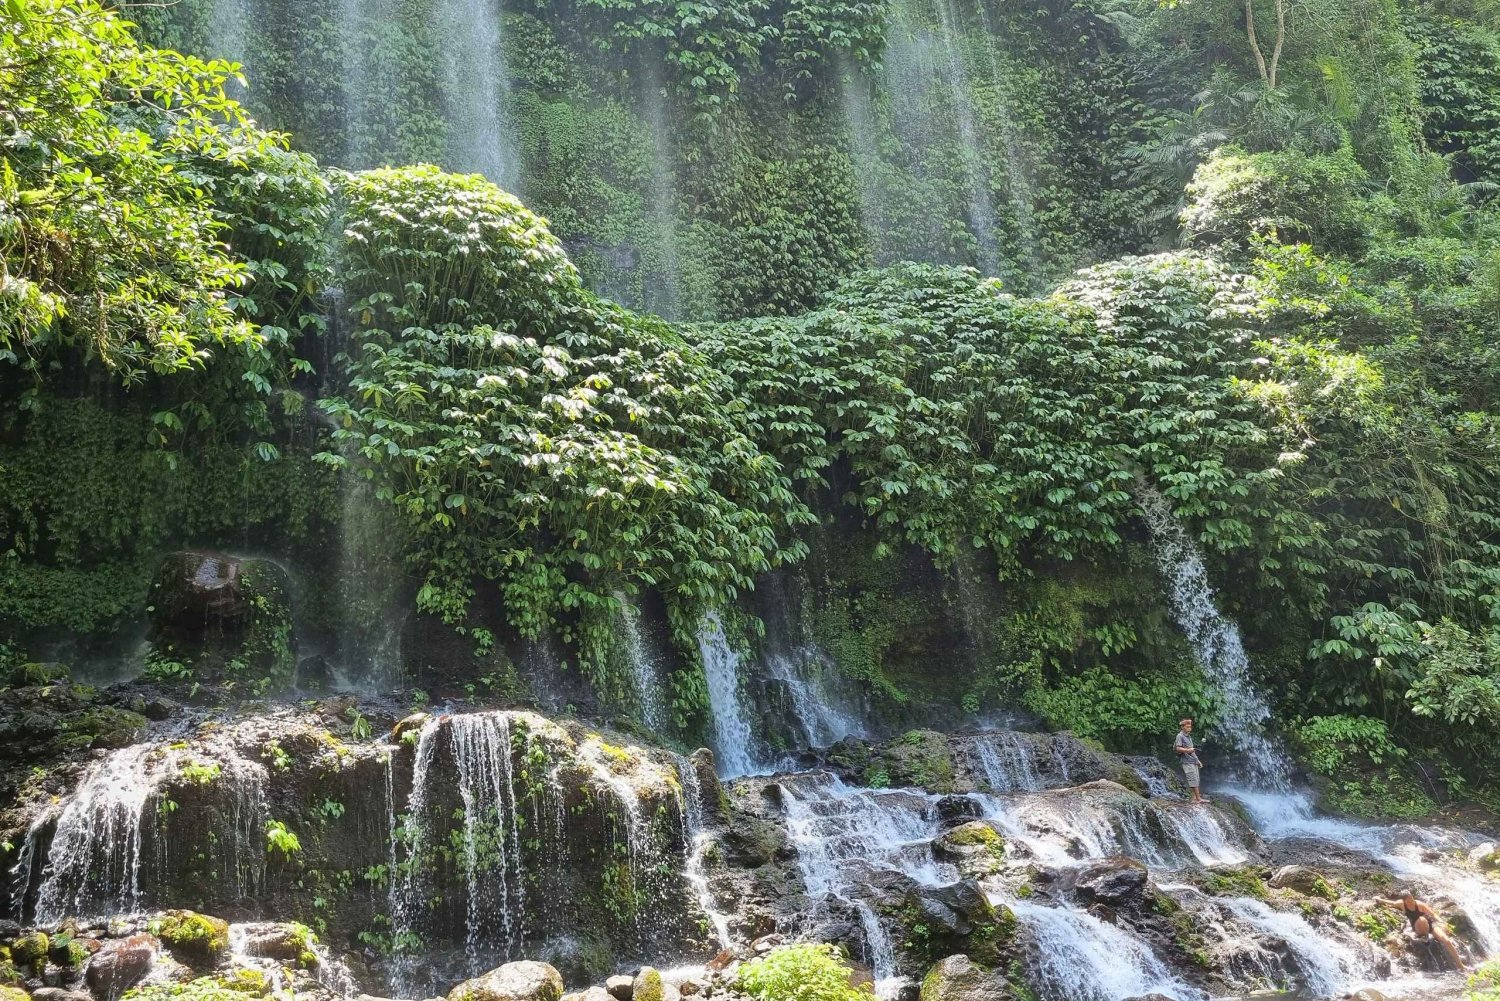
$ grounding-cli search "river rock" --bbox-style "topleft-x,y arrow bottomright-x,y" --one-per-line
630,967 -> 678,1001
33,990 -> 94,1001
932,821 -> 1006,877
562,991 -> 612,1001
919,955 -> 1012,1001
85,933 -> 160,1000
447,962 -> 564,1001
933,796 -> 982,826
1268,864 -> 1330,895
604,975 -> 633,1000
147,911 -> 229,966
1346,991 -> 1389,1001
1074,857 -> 1148,906
1,988 -> 31,1001
1122,996 -> 1176,1001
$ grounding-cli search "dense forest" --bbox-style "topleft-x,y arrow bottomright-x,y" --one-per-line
3,1 -> 1500,1000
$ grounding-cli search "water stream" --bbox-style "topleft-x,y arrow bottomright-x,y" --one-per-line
697,614 -> 761,778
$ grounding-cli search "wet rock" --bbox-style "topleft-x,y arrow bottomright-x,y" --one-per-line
85,933 -> 159,1000
46,936 -> 91,970
688,749 -> 725,824
448,963 -> 564,1001
147,551 -> 294,684
1268,864 -> 1334,897
12,933 -> 50,970
1122,995 -> 1176,1001
1073,858 -> 1148,906
146,911 -> 229,967
604,975 -> 633,1000
1,988 -> 31,1001
562,991 -> 612,1001
932,821 -> 1006,877
919,955 -> 1013,1001
1345,990 -> 1389,1001
233,923 -> 316,965
873,731 -> 957,792
1469,842 -> 1498,871
932,796 -> 981,826
631,968 -> 677,1001
33,989 -> 93,1001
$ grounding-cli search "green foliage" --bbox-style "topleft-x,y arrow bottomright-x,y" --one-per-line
1202,866 -> 1268,899
1182,147 -> 1371,253
735,943 -> 871,1001
265,820 -> 302,859
1468,960 -> 1500,1001
123,971 -> 270,1001
323,165 -> 809,682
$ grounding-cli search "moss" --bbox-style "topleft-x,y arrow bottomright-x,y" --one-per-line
123,971 -> 271,1001
10,933 -> 47,969
11,662 -> 69,686
1356,907 -> 1407,941
49,935 -> 88,969
149,911 -> 230,966
634,968 -> 666,1001
1203,866 -> 1268,899
946,823 -> 1004,848
869,730 -> 956,793
59,707 -> 148,751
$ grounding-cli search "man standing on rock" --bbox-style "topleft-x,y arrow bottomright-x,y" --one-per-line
1174,718 -> 1210,804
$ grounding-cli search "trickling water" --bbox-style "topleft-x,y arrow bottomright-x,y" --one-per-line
640,65 -> 683,318
449,713 -> 527,961
675,759 -> 732,950
616,593 -> 669,731
1138,486 -> 1290,785
1219,895 -> 1372,995
27,742 -> 163,922
208,0 -> 254,100
971,732 -> 1044,792
697,614 -> 760,778
434,0 -> 519,188
1003,895 -> 1205,1001
388,718 -> 442,996
762,649 -> 863,751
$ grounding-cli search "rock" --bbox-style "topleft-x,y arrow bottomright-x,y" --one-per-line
12,932 -> 50,969
1268,865 -> 1333,896
146,911 -> 229,967
562,991 -> 611,1001
146,551 -> 294,684
749,935 -> 783,955
447,962 -> 565,1001
33,990 -> 93,1001
1,987 -> 31,1001
631,967 -> 665,1001
932,796 -> 982,826
1469,842 -> 1498,871
1074,858 -> 1148,906
676,982 -> 700,998
1122,996 -> 1176,1001
142,699 -> 177,722
85,933 -> 159,1000
932,821 -> 1006,877
688,749 -> 725,824
392,713 -> 429,743
605,975 -> 633,1000
232,923 -> 317,966
919,955 -> 1012,1001
1346,991 -> 1389,1001
46,936 -> 90,970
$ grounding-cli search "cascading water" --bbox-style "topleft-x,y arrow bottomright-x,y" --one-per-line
696,614 -> 760,778
970,732 -> 1044,792
1003,895 -> 1204,1001
449,713 -> 529,962
674,759 -> 732,949
208,0 -> 254,100
434,0 -> 519,188
616,593 -> 669,731
761,649 -> 862,752
1137,485 -> 1290,785
25,742 -> 163,922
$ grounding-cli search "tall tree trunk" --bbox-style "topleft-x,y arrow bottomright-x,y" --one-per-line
1244,0 -> 1287,89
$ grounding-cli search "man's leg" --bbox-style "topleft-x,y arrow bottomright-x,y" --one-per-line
1184,763 -> 1201,802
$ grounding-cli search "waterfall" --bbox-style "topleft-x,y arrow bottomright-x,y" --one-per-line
208,0 -> 254,100
616,593 -> 669,731
434,0 -> 519,188
970,732 -> 1044,792
449,714 -> 528,961
762,649 -> 863,751
388,718 -> 443,995
779,774 -> 950,996
1138,486 -> 1290,785
27,742 -> 162,922
640,64 -> 683,318
696,614 -> 760,778
1003,895 -> 1205,1001
675,759 -> 732,950
1218,896 -> 1371,995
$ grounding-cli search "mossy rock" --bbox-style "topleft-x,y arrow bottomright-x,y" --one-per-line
148,911 -> 230,966
10,933 -> 48,969
1202,865 -> 1268,899
122,971 -> 271,1001
632,967 -> 665,1001
933,822 -> 1007,877
10,663 -> 69,687
47,935 -> 90,969
0,985 -> 29,1001
447,962 -> 564,1001
60,706 -> 148,751
870,731 -> 957,792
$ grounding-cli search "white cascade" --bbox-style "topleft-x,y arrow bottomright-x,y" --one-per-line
696,613 -> 760,778
616,593 -> 669,731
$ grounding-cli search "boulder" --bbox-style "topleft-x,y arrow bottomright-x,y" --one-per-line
562,991 -> 612,1001
85,934 -> 160,1000
919,955 -> 1013,1001
1346,990 -> 1389,1001
1074,858 -> 1148,906
604,975 -> 633,1000
1268,865 -> 1333,896
232,923 -> 317,966
631,968 -> 678,1001
147,912 -> 229,967
12,933 -> 50,970
1468,842 -> 1498,871
33,990 -> 93,1001
932,821 -> 1006,877
447,963 -> 565,1001
1,988 -> 30,1001
932,796 -> 982,826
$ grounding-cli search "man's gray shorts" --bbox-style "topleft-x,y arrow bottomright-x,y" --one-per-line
1182,763 -> 1200,789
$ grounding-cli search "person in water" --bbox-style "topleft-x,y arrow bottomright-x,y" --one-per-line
1373,890 -> 1465,970
1173,718 -> 1211,804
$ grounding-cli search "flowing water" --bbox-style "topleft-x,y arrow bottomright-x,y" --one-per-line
434,0 -> 519,188
675,759 -> 733,950
1138,485 -> 1290,785
697,614 -> 761,778
616,592 -> 669,731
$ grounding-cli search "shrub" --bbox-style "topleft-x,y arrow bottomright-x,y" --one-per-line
735,943 -> 871,1001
